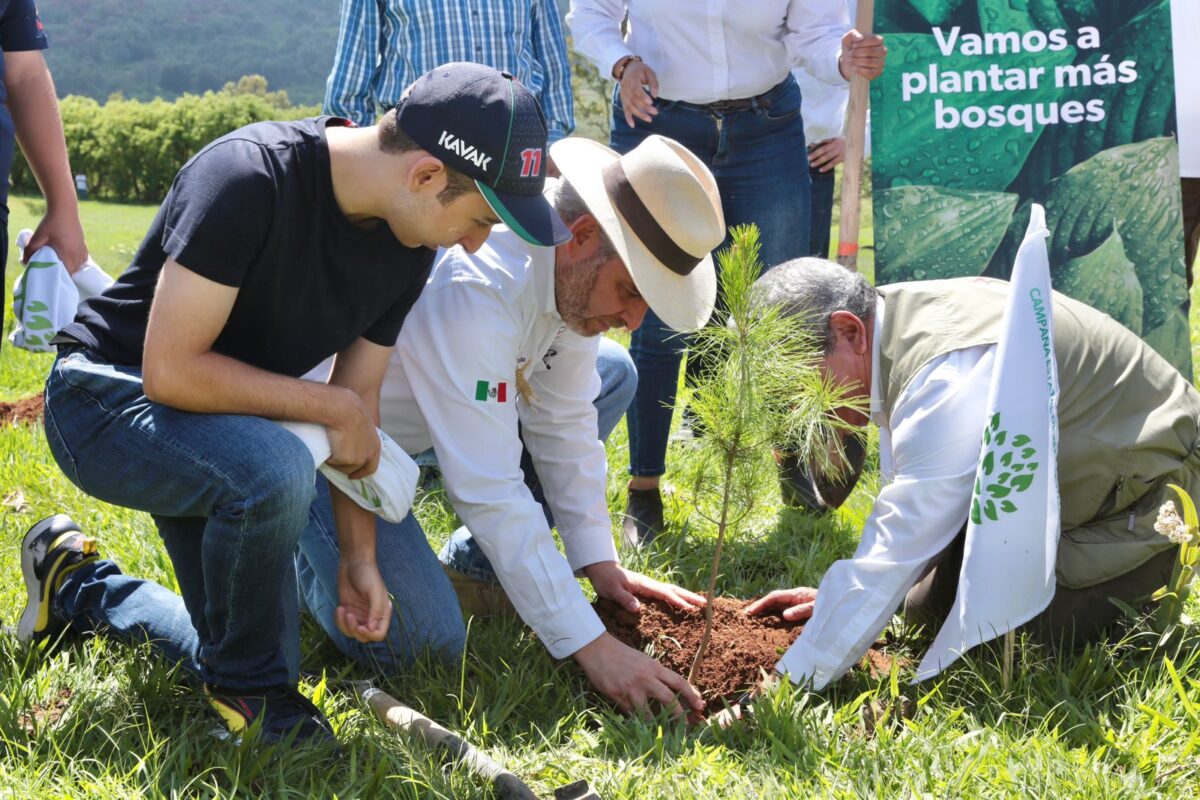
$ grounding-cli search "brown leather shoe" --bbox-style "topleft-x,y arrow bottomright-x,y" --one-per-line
443,565 -> 518,619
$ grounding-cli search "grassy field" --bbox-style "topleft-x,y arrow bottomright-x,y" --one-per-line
0,196 -> 1197,798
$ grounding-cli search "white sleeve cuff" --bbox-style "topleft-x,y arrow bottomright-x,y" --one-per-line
600,44 -> 635,79
561,526 -> 619,573
821,49 -> 847,86
535,599 -> 608,659
775,640 -> 835,691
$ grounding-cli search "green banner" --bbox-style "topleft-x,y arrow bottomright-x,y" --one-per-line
870,0 -> 1190,376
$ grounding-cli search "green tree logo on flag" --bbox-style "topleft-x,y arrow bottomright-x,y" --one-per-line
971,412 -> 1039,524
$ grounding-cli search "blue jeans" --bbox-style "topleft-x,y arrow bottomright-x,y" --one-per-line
44,348 -> 464,690
294,477 -> 465,673
0,218 -> 7,347
612,75 -> 811,476
808,161 -> 837,259
440,338 -> 637,582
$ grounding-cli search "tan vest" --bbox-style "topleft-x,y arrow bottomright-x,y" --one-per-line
878,279 -> 1200,588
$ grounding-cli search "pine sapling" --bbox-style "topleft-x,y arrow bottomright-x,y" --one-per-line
684,226 -> 864,684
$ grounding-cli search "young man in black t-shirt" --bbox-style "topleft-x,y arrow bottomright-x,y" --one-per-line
18,63 -> 567,746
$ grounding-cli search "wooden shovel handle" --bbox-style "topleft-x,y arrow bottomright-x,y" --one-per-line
836,0 -> 875,271
357,683 -> 540,800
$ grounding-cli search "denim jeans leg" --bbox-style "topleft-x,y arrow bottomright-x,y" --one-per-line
713,76 -> 810,270
808,164 -> 837,259
440,338 -> 638,583
54,559 -> 203,675
151,513 -> 302,683
614,77 -> 810,479
627,312 -> 687,476
295,476 -> 466,673
43,350 -> 316,692
0,219 -> 7,345
593,337 -> 638,441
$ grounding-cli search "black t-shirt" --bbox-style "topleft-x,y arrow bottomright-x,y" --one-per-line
0,0 -> 49,220
63,117 -> 435,377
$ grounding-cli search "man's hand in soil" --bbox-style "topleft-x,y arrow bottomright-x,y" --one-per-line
583,561 -> 706,613
573,632 -> 704,720
742,587 -> 818,622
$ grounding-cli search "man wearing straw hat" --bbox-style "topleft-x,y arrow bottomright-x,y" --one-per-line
296,133 -> 728,717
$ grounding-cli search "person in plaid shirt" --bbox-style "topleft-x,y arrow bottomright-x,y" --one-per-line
324,0 -> 574,143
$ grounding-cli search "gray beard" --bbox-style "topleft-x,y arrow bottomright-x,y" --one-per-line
555,251 -> 606,336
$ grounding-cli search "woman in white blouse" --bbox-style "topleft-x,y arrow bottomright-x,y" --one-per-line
567,0 -> 885,544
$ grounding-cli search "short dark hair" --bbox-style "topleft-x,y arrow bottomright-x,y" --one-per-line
377,108 -> 478,204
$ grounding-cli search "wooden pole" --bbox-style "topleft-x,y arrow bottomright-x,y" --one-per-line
353,681 -> 541,799
836,0 -> 876,271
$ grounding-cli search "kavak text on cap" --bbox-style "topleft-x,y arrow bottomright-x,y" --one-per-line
396,62 -> 570,248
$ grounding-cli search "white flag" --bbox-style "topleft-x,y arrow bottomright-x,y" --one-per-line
916,204 -> 1061,680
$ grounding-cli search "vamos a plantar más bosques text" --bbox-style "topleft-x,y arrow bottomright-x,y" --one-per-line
901,25 -> 1137,133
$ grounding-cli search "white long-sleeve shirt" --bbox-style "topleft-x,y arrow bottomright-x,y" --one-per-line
567,0 -> 848,105
791,0 -> 866,147
380,227 -> 617,659
791,64 -> 847,146
777,298 -> 997,689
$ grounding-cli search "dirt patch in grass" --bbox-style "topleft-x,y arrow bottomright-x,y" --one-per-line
0,393 -> 44,426
19,688 -> 72,736
595,596 -> 900,713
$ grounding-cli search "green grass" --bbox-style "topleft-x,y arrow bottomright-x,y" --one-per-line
1,196 -> 1198,798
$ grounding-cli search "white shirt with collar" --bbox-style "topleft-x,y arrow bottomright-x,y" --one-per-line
776,296 -> 998,689
379,227 -> 618,659
567,0 -> 849,105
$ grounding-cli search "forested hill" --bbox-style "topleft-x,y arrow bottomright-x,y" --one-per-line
39,0 -> 340,106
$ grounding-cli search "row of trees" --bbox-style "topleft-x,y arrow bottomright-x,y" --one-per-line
14,59 -> 616,206
12,77 -> 317,204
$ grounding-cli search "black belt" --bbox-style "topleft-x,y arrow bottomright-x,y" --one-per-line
668,84 -> 778,114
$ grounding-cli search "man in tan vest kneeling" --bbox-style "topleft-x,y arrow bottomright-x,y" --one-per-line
743,258 -> 1198,691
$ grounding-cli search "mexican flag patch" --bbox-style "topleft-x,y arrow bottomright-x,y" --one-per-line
475,380 -> 507,402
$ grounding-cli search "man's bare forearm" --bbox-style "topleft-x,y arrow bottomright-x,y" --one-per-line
329,485 -> 379,564
142,347 -> 362,427
6,52 -> 76,213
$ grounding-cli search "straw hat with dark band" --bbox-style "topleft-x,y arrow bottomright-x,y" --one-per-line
551,135 -> 725,332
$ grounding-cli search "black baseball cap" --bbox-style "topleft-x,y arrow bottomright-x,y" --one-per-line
396,62 -> 570,247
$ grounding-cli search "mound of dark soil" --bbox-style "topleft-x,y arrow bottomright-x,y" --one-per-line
0,393 -> 43,427
595,595 -> 898,713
